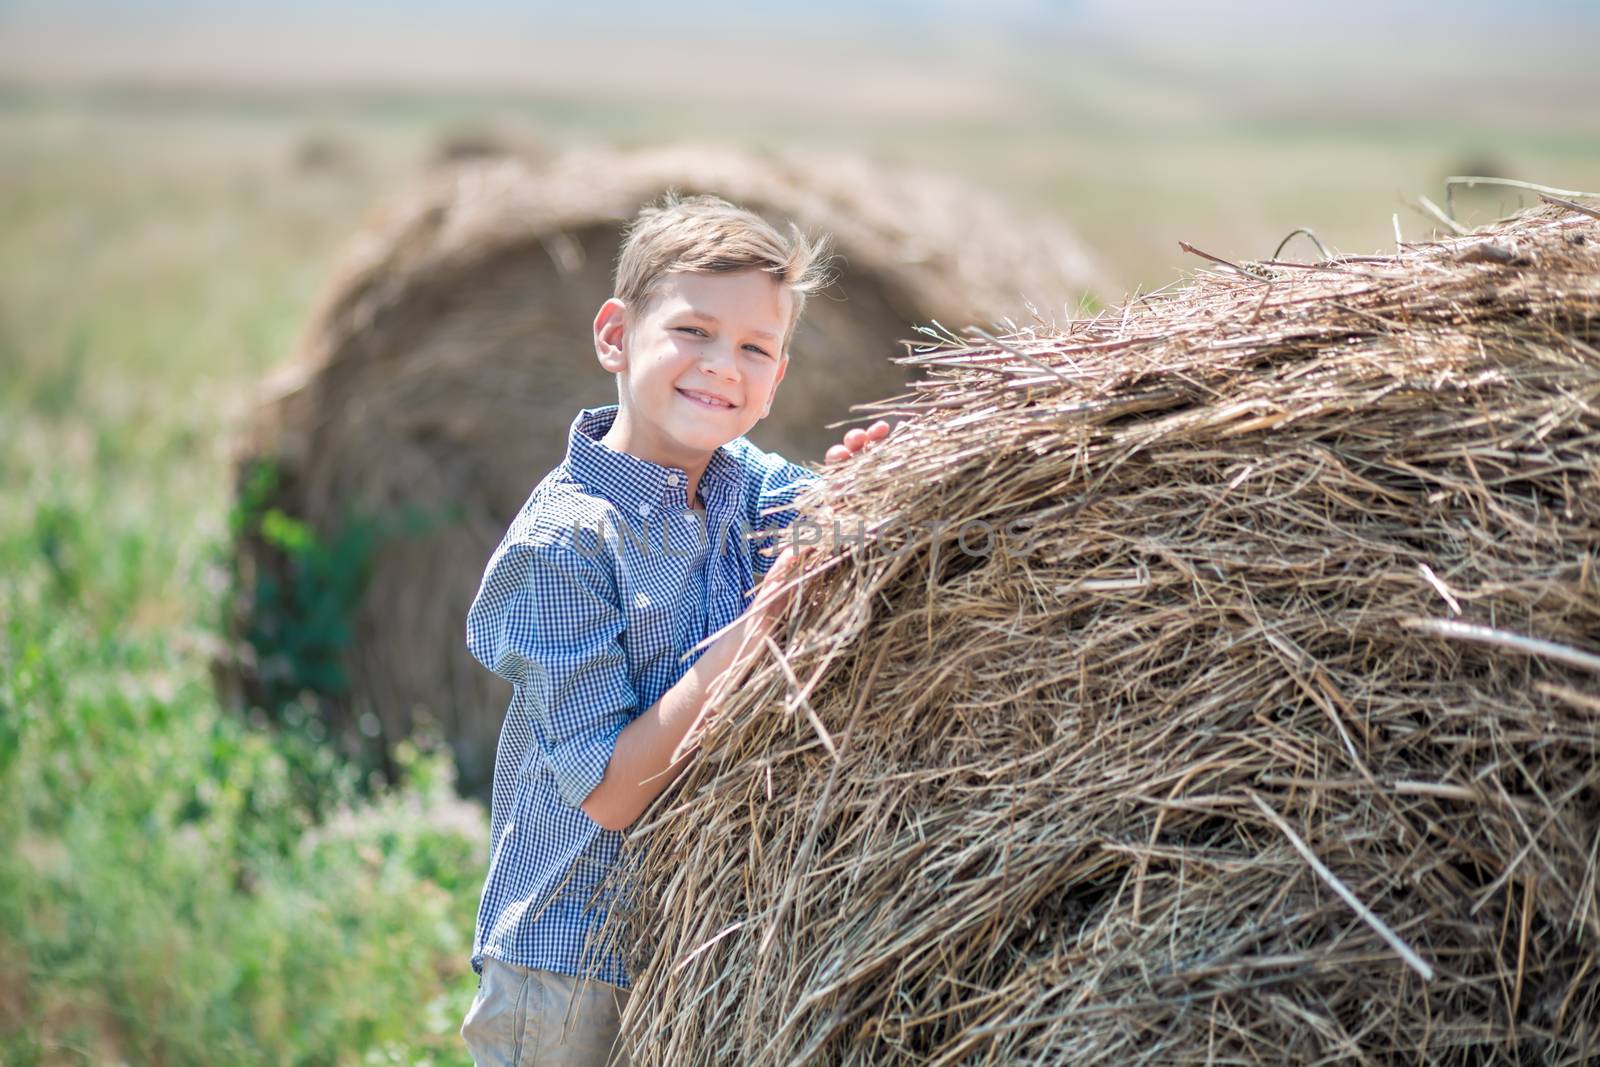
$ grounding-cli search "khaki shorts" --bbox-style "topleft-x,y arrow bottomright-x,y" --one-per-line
461,955 -> 633,1066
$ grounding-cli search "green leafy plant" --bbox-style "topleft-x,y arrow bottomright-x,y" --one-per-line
227,458 -> 374,710
222,457 -> 461,810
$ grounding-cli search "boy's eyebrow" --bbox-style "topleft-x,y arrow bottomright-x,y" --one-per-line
676,310 -> 779,341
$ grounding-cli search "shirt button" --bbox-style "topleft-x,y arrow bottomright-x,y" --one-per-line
635,591 -> 651,608
638,501 -> 651,517
666,474 -> 680,487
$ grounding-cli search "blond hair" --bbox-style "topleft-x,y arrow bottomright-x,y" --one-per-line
613,190 -> 837,357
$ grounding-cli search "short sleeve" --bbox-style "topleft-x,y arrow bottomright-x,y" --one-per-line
747,455 -> 823,578
465,540 -> 638,809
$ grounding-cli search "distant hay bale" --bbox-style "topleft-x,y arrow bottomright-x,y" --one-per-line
603,204 -> 1600,1064
426,123 -> 552,167
222,143 -> 1107,797
291,132 -> 360,176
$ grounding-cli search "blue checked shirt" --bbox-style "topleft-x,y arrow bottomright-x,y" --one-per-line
464,402 -> 819,988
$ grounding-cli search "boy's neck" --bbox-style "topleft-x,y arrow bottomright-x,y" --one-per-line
598,406 -> 718,510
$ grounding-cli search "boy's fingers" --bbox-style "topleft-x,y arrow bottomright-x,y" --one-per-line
823,421 -> 892,464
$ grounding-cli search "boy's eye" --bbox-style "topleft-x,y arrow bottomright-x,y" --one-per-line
677,327 -> 771,357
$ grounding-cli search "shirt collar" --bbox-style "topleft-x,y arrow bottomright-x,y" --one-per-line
564,404 -> 745,518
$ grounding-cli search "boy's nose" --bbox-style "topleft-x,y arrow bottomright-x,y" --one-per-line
698,346 -> 740,378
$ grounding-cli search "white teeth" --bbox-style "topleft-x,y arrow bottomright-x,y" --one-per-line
682,389 -> 732,408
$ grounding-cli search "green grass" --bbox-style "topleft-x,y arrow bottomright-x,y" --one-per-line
0,395 -> 487,1064
0,112 -> 484,1063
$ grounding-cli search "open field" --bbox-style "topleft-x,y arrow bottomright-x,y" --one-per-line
2,13 -> 1598,1060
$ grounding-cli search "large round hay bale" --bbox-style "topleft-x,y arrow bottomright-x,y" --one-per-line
604,204 -> 1600,1064
222,142 -> 1107,798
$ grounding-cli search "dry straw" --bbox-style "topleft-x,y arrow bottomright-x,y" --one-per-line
220,143 -> 1106,795
593,203 -> 1600,1064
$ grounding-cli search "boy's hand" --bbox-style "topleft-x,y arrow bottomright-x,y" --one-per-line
747,543 -> 816,631
824,420 -> 890,464
742,419 -> 890,637
712,544 -> 817,716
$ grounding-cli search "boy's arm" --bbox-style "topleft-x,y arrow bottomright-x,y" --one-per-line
466,540 -> 642,812
579,545 -> 806,832
593,422 -> 890,829
466,534 -> 806,833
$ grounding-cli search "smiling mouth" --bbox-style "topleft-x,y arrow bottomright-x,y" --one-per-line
678,388 -> 738,410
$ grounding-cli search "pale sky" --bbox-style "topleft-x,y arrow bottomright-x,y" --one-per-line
0,0 -> 1593,107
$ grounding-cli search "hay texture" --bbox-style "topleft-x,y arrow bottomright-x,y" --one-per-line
223,142 -> 1105,797
605,203 -> 1600,1065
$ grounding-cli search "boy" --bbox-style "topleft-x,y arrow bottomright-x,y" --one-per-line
458,190 -> 889,1067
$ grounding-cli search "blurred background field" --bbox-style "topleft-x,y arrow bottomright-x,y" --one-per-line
2,1 -> 1598,1062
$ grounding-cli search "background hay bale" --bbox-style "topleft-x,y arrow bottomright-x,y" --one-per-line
291,132 -> 361,177
426,123 -> 553,168
221,142 -> 1107,798
605,204 -> 1600,1064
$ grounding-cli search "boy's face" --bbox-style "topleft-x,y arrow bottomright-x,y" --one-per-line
595,268 -> 792,457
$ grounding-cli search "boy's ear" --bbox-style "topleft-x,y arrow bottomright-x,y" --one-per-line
594,298 -> 628,373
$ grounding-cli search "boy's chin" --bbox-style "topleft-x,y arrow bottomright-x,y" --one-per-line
675,421 -> 742,450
